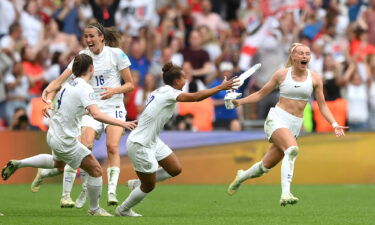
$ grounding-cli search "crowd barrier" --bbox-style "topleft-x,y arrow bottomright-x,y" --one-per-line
1,131 -> 374,184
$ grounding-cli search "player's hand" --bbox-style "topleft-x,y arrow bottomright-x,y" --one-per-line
334,125 -> 349,137
220,76 -> 240,90
122,120 -> 137,130
232,99 -> 240,108
41,89 -> 51,103
100,87 -> 116,100
42,103 -> 53,118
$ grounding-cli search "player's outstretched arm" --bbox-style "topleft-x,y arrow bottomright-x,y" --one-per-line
313,72 -> 348,137
233,70 -> 280,107
177,76 -> 239,102
87,104 -> 137,130
42,68 -> 73,102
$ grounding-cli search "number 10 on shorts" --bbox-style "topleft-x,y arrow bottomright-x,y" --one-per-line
115,110 -> 124,119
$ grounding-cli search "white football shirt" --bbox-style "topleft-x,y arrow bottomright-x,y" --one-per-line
68,46 -> 131,108
128,85 -> 182,147
49,78 -> 97,145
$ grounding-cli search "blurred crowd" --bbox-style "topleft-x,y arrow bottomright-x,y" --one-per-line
0,0 -> 374,132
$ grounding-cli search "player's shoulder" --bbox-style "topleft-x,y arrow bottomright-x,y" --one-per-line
273,67 -> 289,80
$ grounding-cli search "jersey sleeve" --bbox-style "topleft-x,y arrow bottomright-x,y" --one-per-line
113,48 -> 131,71
166,87 -> 183,103
80,86 -> 98,109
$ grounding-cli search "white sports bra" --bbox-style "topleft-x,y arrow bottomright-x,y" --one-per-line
279,67 -> 313,101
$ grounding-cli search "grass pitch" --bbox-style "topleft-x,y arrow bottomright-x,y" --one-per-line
0,184 -> 374,225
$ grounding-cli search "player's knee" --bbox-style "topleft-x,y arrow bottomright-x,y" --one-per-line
140,182 -> 155,193
169,166 -> 182,177
106,143 -> 119,155
90,165 -> 102,177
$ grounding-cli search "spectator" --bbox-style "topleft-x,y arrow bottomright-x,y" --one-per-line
116,0 -> 159,37
198,25 -> 222,62
128,40 -> 150,86
191,0 -> 227,37
0,0 -> 17,38
52,0 -> 83,39
342,63 -> 370,131
89,0 -> 120,27
4,61 -> 30,125
10,107 -> 30,130
210,61 -> 241,131
135,74 -> 156,113
366,54 -> 375,130
182,29 -> 212,84
0,23 -> 24,62
20,0 -> 44,47
124,70 -> 140,121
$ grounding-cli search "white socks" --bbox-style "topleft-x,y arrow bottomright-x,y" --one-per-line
39,168 -> 62,178
119,186 -> 147,211
156,167 -> 172,182
281,146 -> 299,196
19,154 -> 54,168
107,167 -> 120,195
62,165 -> 77,197
80,169 -> 89,191
238,161 -> 270,183
87,176 -> 102,211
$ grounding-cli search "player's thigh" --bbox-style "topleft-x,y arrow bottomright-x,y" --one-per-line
270,128 -> 297,151
262,144 -> 284,169
81,126 -> 96,149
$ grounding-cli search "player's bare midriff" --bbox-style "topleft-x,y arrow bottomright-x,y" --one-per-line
276,97 -> 307,118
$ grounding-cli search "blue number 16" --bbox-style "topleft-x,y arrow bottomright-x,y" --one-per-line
95,75 -> 105,86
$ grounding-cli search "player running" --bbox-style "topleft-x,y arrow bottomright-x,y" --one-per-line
227,43 -> 348,206
114,62 -> 238,216
2,54 -> 137,216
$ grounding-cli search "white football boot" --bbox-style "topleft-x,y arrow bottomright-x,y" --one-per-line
88,207 -> 113,216
115,207 -> 142,217
227,170 -> 245,196
280,193 -> 299,206
75,189 -> 87,208
31,168 -> 44,193
60,194 -> 75,208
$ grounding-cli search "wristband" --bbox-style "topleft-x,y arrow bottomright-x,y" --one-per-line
332,122 -> 339,128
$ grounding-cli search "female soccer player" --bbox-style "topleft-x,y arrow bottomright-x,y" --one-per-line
227,43 -> 348,206
114,62 -> 238,216
2,54 -> 137,216
32,22 -> 134,207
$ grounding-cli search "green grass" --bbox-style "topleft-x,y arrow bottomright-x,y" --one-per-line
0,184 -> 374,225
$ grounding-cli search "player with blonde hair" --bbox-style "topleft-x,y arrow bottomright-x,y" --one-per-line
227,43 -> 348,206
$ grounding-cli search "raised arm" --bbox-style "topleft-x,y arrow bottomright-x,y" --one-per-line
42,68 -> 73,102
234,69 -> 281,106
100,67 -> 134,100
176,76 -> 238,102
313,72 -> 347,137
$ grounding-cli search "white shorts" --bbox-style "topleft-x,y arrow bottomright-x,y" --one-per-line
47,132 -> 91,169
264,106 -> 303,141
127,138 -> 173,173
82,104 -> 126,139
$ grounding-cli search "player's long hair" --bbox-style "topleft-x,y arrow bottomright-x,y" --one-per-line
162,62 -> 183,86
285,43 -> 303,68
72,54 -> 93,77
86,22 -> 121,48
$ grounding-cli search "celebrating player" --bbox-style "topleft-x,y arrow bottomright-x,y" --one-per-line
2,54 -> 137,216
227,43 -> 348,206
114,62 -> 238,216
31,22 -> 134,208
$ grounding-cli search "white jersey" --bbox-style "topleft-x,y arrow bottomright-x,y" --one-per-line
68,46 -> 131,108
128,85 -> 182,147
49,78 -> 97,145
